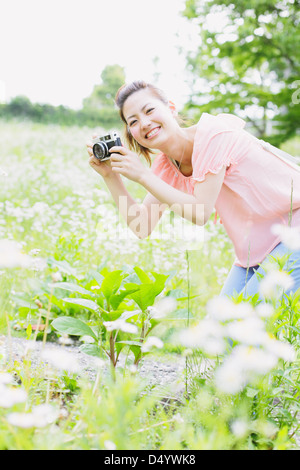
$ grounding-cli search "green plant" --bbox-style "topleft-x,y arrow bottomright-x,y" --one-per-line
51,266 -> 171,378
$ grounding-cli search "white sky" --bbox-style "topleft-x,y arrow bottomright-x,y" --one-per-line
0,0 -> 199,109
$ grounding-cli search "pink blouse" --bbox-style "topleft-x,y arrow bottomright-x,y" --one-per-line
151,113 -> 300,268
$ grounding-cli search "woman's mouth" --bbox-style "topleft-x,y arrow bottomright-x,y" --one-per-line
145,126 -> 161,139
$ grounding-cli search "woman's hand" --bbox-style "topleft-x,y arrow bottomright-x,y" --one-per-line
109,146 -> 149,184
86,134 -> 114,179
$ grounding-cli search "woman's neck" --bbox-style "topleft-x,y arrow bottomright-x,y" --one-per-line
159,125 -> 197,166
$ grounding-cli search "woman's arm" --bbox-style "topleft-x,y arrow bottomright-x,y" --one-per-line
110,146 -> 225,226
103,173 -> 166,238
87,137 -> 166,239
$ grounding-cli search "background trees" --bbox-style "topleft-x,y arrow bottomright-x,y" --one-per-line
182,0 -> 300,144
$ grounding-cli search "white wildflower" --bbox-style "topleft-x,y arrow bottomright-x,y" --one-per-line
41,348 -> 81,373
0,167 -> 8,177
104,440 -> 117,450
231,419 -> 249,438
103,318 -> 138,334
225,317 -> 268,346
7,404 -> 58,429
255,303 -> 274,318
271,224 -> 300,250
260,270 -> 294,298
141,336 -> 164,352
234,345 -> 278,375
179,319 -> 226,355
148,297 -> 177,318
0,239 -> 32,268
263,337 -> 296,362
0,372 -> 13,385
207,297 -> 254,321
51,271 -> 63,282
215,344 -> 281,394
0,385 -> 27,408
215,359 -> 247,394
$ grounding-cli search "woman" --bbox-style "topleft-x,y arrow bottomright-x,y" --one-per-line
86,80 -> 300,299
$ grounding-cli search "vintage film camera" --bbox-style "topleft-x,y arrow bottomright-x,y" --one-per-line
92,131 -> 122,161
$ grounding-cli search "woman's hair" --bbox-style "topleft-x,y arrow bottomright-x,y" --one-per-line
115,80 -> 170,165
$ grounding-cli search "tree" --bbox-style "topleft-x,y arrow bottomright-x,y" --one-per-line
182,0 -> 300,144
83,64 -> 125,110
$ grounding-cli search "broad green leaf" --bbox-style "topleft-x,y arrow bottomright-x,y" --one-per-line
47,257 -> 79,278
109,288 -> 139,310
134,266 -> 152,283
52,316 -> 97,340
125,278 -> 167,311
62,297 -> 100,313
116,340 -> 143,347
101,270 -> 128,302
79,343 -> 102,357
11,294 -> 38,310
50,282 -> 93,297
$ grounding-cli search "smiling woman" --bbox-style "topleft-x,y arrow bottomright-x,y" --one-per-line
86,79 -> 300,301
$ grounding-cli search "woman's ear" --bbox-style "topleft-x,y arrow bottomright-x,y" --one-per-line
168,100 -> 178,117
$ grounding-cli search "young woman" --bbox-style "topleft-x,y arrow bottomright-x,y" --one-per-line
86,80 -> 300,299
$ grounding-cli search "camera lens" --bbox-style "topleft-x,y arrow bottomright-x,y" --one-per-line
93,142 -> 108,160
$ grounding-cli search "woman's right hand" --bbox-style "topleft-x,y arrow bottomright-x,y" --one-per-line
86,134 -> 114,179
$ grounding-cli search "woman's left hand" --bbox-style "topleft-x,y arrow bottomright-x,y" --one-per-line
109,146 -> 148,184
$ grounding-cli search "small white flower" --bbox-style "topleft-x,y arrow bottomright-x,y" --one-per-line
141,336 -> 164,352
7,412 -> 36,429
264,337 -> 296,362
0,167 -> 8,177
271,224 -> 300,250
103,319 -> 138,334
207,297 -> 254,321
255,303 -> 274,318
0,386 -> 27,408
104,440 -> 117,450
0,239 -> 32,268
225,317 -> 268,346
51,271 -> 63,282
7,404 -> 58,429
231,419 -> 249,438
260,270 -> 294,298
179,319 -> 226,355
148,297 -> 177,318
41,348 -> 81,373
215,359 -> 247,394
0,372 -> 13,385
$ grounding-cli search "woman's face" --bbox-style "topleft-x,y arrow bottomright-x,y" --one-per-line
122,89 -> 178,149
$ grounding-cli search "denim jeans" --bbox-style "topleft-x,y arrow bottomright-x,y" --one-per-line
220,242 -> 300,299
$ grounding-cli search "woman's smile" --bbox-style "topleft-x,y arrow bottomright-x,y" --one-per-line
145,126 -> 161,139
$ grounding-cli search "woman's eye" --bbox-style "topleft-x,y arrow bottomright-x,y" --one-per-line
129,120 -> 137,127
146,108 -> 154,113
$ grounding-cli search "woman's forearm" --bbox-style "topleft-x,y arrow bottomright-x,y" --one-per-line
103,173 -> 149,238
139,169 -> 205,225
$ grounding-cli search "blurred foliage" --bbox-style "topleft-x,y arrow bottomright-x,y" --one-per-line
182,0 -> 300,145
0,64 -> 125,130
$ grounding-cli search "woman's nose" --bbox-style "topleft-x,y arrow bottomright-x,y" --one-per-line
140,116 -> 151,129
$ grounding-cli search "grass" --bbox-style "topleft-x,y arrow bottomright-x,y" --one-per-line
0,119 -> 299,450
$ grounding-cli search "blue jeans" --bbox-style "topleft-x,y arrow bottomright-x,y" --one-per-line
220,242 -> 300,299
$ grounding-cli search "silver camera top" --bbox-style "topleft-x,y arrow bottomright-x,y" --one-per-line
92,131 -> 119,144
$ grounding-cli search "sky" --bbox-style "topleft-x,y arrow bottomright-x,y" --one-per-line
0,0 -> 199,110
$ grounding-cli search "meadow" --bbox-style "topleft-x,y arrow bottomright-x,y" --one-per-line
0,119 -> 300,450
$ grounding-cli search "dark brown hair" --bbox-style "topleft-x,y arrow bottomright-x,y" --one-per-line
115,80 -> 169,165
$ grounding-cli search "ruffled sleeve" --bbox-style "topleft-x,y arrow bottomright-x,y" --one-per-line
190,113 -> 247,189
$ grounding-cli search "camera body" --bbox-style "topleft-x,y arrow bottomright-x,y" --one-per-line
92,131 -> 122,161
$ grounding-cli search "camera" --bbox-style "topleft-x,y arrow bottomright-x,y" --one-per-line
92,131 -> 122,161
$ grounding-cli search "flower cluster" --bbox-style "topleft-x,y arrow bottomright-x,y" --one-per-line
178,296 -> 295,394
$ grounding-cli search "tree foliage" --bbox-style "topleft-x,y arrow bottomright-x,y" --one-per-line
0,65 -> 126,129
182,0 -> 300,144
